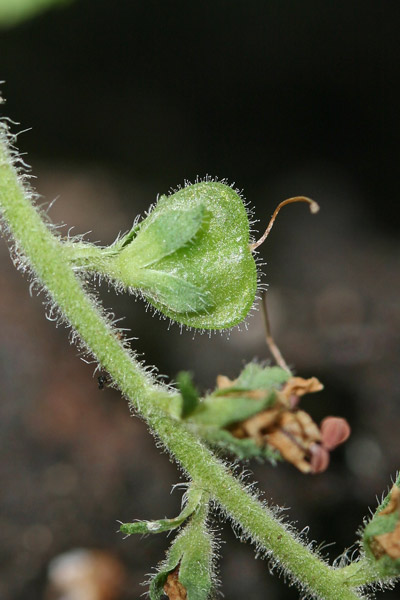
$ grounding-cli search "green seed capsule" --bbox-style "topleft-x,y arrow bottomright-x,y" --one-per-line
114,181 -> 258,329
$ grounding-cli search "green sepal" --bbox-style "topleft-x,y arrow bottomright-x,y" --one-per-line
120,485 -> 203,536
193,426 -> 282,463
132,268 -> 213,314
116,222 -> 141,250
113,202 -> 213,314
183,365 -> 290,463
362,482 -> 400,577
120,202 -> 209,269
187,365 -> 290,428
187,392 -> 276,428
228,363 -> 291,392
176,371 -> 200,417
149,500 -> 213,600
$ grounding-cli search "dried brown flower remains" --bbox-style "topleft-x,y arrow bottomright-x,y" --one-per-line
230,376 -> 350,474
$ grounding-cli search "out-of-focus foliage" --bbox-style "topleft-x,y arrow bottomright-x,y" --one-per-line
0,0 -> 72,27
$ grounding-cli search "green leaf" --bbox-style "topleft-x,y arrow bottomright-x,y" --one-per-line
193,426 -> 281,463
233,363 -> 291,391
187,392 -> 275,428
187,365 -> 290,428
120,485 -> 203,536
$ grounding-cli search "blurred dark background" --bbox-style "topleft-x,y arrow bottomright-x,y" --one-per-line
1,2 -> 400,599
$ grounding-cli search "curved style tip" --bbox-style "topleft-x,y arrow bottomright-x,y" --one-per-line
250,195 -> 320,251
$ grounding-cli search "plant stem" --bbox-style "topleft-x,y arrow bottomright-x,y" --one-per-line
0,128 -> 375,599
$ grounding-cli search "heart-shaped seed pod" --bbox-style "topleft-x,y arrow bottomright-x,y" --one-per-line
113,181 -> 258,329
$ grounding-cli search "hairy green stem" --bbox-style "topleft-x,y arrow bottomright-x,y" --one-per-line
0,128 -> 381,599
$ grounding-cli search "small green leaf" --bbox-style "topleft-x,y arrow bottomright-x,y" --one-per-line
120,485 -> 203,536
233,363 -> 291,391
187,365 -> 290,428
187,392 -> 275,428
185,365 -> 291,463
193,426 -> 281,463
